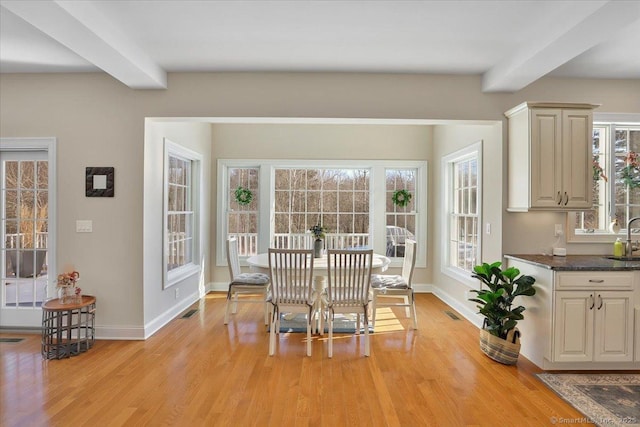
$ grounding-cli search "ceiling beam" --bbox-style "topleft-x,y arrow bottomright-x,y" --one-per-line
2,0 -> 166,89
482,0 -> 640,93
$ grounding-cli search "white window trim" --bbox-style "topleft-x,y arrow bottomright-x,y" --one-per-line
163,138 -> 202,289
441,140 -> 482,288
567,113 -> 640,243
217,159 -> 428,269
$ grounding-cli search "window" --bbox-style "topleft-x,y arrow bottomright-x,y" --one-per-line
227,167 -> 259,257
386,169 -> 416,258
442,142 -> 482,283
569,122 -> 640,241
273,168 -> 370,249
217,159 -> 427,267
164,139 -> 202,288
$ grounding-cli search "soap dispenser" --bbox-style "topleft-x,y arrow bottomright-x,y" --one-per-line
614,238 -> 624,257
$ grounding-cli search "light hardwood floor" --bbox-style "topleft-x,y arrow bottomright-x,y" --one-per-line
1,293 -> 589,426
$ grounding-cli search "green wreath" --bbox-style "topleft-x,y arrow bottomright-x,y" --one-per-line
392,189 -> 412,207
234,186 -> 253,205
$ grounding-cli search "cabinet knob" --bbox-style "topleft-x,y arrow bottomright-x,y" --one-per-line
556,191 -> 562,205
589,294 -> 595,309
563,192 -> 569,206
597,294 -> 603,310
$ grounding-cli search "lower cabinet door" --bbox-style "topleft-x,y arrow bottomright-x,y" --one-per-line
593,292 -> 634,362
553,291 -> 594,362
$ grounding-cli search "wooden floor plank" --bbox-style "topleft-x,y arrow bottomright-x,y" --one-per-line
0,293 -> 608,426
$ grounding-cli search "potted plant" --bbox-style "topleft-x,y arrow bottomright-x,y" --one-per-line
309,224 -> 326,258
469,261 -> 536,365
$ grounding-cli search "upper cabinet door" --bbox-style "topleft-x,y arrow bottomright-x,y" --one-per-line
505,102 -> 597,212
561,110 -> 593,210
530,109 -> 563,208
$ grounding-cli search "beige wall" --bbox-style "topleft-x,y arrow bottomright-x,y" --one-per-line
1,72 -> 638,337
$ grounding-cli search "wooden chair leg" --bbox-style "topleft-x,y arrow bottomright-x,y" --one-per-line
328,311 -> 334,358
411,295 -> 418,330
371,295 -> 377,329
224,289 -> 232,325
364,318 -> 370,357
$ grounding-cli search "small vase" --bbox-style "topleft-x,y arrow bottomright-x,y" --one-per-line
313,239 -> 323,258
58,286 -> 74,304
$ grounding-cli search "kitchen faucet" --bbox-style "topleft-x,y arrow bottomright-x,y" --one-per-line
626,216 -> 640,256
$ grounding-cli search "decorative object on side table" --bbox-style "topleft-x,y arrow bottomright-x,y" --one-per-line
309,224 -> 326,258
57,270 -> 80,304
391,189 -> 412,208
469,261 -> 536,365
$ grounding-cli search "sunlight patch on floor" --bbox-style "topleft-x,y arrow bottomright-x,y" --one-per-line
373,307 -> 405,332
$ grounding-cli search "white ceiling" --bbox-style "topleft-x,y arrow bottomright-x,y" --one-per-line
1,0 -> 639,92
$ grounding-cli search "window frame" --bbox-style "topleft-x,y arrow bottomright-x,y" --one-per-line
441,141 -> 482,287
217,159 -> 428,268
567,114 -> 640,243
163,139 -> 202,289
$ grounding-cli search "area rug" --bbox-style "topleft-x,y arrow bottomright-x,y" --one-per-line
272,313 -> 373,333
537,373 -> 640,427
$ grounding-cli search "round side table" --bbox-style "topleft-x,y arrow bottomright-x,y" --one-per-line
41,295 -> 96,360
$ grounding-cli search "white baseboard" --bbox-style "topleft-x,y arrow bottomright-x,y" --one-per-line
430,285 -> 483,329
94,290 -> 200,340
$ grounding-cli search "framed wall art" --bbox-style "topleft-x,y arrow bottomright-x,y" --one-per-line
86,167 -> 115,197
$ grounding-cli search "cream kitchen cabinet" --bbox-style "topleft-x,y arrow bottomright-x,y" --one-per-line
553,290 -> 634,363
504,255 -> 640,370
505,102 -> 598,212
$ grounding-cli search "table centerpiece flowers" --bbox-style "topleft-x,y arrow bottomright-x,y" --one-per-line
309,224 -> 326,258
57,270 -> 80,304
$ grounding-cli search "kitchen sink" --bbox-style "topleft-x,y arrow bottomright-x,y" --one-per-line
604,256 -> 640,261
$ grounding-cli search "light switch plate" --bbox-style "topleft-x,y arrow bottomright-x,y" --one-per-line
76,220 -> 93,233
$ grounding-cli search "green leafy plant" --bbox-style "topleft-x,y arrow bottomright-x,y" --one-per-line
309,224 -> 326,240
469,262 -> 536,340
234,186 -> 253,205
392,189 -> 412,207
620,151 -> 640,188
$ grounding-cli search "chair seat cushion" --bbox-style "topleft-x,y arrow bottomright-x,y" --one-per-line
231,272 -> 270,286
371,274 -> 408,289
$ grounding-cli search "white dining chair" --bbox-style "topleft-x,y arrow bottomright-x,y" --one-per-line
370,239 -> 417,329
268,248 -> 317,356
322,249 -> 373,357
225,237 -> 271,325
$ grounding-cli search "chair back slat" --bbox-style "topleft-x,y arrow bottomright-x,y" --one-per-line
326,249 -> 373,307
402,239 -> 417,287
268,248 -> 314,305
226,237 -> 241,280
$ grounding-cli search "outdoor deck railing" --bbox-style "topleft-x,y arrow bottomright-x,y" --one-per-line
228,233 -> 370,257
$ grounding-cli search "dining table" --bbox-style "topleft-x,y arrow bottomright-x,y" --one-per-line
246,252 -> 391,325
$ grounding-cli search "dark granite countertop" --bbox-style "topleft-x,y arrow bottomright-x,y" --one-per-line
504,254 -> 640,271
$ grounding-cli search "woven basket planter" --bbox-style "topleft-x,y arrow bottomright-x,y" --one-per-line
479,328 -> 521,365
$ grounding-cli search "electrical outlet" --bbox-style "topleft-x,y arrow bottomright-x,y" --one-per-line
554,224 -> 563,237
175,288 -> 179,299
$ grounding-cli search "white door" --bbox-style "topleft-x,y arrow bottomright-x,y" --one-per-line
1,142 -> 55,328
